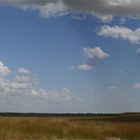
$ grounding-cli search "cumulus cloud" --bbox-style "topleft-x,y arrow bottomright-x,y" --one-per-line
0,61 -> 10,76
15,75 -> 32,83
70,47 -> 109,71
78,63 -> 93,71
1,0 -> 140,19
0,0 -> 67,17
95,14 -> 113,23
133,83 -> 140,90
0,60 -> 82,103
0,77 -> 9,92
83,47 -> 109,59
71,15 -> 84,21
18,68 -> 31,74
98,25 -> 140,44
30,88 -> 82,103
70,63 -> 93,71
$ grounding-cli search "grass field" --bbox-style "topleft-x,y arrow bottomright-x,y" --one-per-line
0,114 -> 140,140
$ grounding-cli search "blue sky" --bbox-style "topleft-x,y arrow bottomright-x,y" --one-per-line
0,0 -> 140,113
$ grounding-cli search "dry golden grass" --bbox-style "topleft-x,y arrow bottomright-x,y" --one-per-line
0,116 -> 140,140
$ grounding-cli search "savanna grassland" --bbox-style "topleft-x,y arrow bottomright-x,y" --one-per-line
0,114 -> 140,140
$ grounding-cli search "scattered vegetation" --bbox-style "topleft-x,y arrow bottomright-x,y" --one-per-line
0,113 -> 140,139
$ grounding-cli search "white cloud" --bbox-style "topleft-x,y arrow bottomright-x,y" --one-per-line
0,77 -> 9,92
1,0 -> 140,19
136,48 -> 140,54
98,25 -> 140,44
70,63 -> 93,71
30,88 -> 82,103
9,82 -> 31,93
15,75 -> 31,83
0,0 -> 68,17
18,68 -> 31,74
0,60 -> 82,103
70,47 -> 109,71
78,63 -> 93,71
95,14 -> 113,23
37,1 -> 68,17
133,83 -> 140,90
0,61 -> 10,76
71,15 -> 84,20
83,47 -> 109,59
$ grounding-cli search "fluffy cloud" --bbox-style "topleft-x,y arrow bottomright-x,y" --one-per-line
70,47 -> 109,71
95,14 -> 113,23
0,77 -> 9,92
83,47 -> 109,59
18,68 -> 31,74
78,63 -> 93,71
15,75 -> 31,83
0,61 -> 10,76
133,83 -> 140,90
98,25 -> 140,44
0,0 -> 67,17
0,60 -> 82,103
1,0 -> 140,18
30,88 -> 82,103
70,63 -> 93,71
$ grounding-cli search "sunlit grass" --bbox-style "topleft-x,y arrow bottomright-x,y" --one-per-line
0,116 -> 140,139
